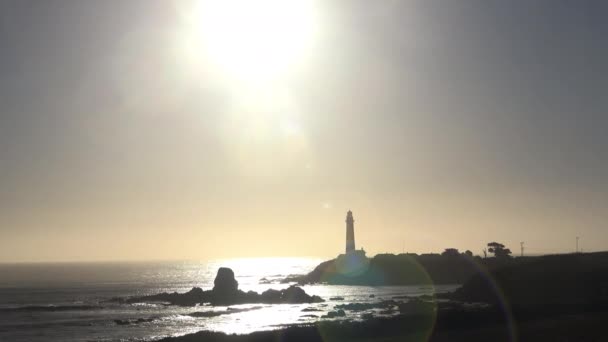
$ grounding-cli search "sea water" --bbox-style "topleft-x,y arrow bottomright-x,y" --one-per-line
0,258 -> 457,342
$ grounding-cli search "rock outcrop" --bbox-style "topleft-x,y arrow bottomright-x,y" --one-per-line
214,267 -> 238,293
210,267 -> 240,305
286,253 -> 481,286
123,267 -> 323,306
124,287 -> 209,306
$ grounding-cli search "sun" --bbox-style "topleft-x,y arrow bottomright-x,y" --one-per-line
192,0 -> 317,83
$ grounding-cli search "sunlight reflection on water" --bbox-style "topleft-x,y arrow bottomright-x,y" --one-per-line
0,258 -> 458,342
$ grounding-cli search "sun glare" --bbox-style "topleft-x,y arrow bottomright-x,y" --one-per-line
193,0 -> 317,83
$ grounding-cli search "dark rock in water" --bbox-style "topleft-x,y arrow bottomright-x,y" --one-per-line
114,319 -> 130,326
418,294 -> 436,301
126,287 -> 210,306
302,307 -> 322,312
283,286 -> 323,304
361,312 -> 374,320
336,300 -> 398,312
114,317 -> 157,325
260,289 -> 281,303
137,317 -> 155,323
124,267 -> 323,307
329,296 -> 345,301
335,302 -> 375,312
105,297 -> 126,304
323,309 -> 346,318
213,267 -> 238,293
398,299 -> 435,315
258,277 -> 272,284
189,306 -> 262,318
188,311 -> 226,318
392,295 -> 409,300
259,286 -> 323,304
369,294 -> 375,298
283,286 -> 307,301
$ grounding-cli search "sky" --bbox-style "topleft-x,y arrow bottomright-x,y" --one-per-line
1,0 -> 607,262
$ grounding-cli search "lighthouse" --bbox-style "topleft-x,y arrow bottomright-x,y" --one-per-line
337,210 -> 367,274
345,210 -> 355,254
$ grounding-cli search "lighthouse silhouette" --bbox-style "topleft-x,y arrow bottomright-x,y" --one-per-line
337,210 -> 367,275
345,210 -> 355,254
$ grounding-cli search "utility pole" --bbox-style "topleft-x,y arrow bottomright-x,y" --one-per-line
576,236 -> 579,253
520,242 -> 524,257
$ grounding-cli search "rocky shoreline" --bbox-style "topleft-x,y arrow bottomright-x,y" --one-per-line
109,267 -> 323,306
107,252 -> 608,341
158,252 -> 608,341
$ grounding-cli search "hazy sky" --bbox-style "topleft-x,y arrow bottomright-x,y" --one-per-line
1,0 -> 607,262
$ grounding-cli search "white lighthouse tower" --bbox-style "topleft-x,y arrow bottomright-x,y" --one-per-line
345,210 -> 355,254
337,210 -> 367,275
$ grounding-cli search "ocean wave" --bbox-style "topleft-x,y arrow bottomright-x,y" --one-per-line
114,316 -> 159,325
0,304 -> 102,312
188,306 -> 263,318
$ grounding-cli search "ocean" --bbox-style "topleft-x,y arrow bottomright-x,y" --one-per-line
0,258 -> 457,342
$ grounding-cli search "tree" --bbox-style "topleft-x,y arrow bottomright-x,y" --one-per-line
464,250 -> 474,258
487,242 -> 512,259
441,248 -> 460,257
